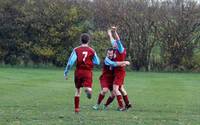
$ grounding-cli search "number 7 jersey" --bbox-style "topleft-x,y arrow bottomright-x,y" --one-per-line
74,46 -> 96,70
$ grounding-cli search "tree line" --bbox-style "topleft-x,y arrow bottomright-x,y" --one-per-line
0,0 -> 200,71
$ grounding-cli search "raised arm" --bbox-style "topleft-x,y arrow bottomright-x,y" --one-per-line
108,29 -> 116,47
64,49 -> 77,78
112,26 -> 120,41
116,39 -> 124,53
109,27 -> 124,53
113,29 -> 124,53
92,52 -> 100,65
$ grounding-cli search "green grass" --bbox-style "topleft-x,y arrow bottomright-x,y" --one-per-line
0,67 -> 199,125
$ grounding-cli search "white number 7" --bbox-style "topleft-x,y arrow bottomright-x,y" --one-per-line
82,51 -> 88,62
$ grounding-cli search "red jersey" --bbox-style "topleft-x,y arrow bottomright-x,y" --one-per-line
99,62 -> 114,90
74,46 -> 95,70
99,62 -> 114,81
113,48 -> 127,85
113,48 -> 127,71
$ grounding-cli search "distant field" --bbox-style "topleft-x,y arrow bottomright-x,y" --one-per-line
0,68 -> 199,125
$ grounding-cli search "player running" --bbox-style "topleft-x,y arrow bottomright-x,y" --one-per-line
108,27 -> 132,111
64,33 -> 100,113
93,48 -> 130,110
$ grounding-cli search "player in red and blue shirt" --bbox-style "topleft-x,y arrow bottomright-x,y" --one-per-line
93,48 -> 130,110
108,27 -> 132,111
64,33 -> 100,113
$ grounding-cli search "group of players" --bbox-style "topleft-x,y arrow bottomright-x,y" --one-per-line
64,27 -> 132,113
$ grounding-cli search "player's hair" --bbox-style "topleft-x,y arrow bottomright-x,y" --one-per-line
107,47 -> 114,52
80,33 -> 90,44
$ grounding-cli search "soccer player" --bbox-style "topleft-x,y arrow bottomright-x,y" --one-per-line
64,33 -> 100,113
108,27 -> 132,111
93,48 -> 130,110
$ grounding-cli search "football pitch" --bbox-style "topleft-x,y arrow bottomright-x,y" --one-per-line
0,68 -> 199,125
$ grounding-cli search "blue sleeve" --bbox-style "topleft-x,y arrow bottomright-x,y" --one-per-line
104,57 -> 118,67
64,49 -> 77,76
116,40 -> 124,53
93,52 -> 100,65
111,39 -> 116,47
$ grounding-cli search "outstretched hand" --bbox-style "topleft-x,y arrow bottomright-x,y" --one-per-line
120,61 -> 130,67
125,61 -> 130,65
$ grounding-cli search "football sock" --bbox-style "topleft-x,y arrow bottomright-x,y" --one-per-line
123,95 -> 130,106
105,96 -> 115,107
74,96 -> 80,110
97,93 -> 105,105
116,95 -> 124,108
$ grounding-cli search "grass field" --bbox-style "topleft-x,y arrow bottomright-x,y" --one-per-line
0,67 -> 199,125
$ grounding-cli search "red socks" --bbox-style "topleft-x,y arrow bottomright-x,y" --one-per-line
97,93 -> 105,105
74,96 -> 79,112
116,95 -> 124,108
74,95 -> 127,112
105,96 -> 115,107
123,95 -> 130,106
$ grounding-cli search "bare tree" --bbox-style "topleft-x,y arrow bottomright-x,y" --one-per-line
159,0 -> 200,70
